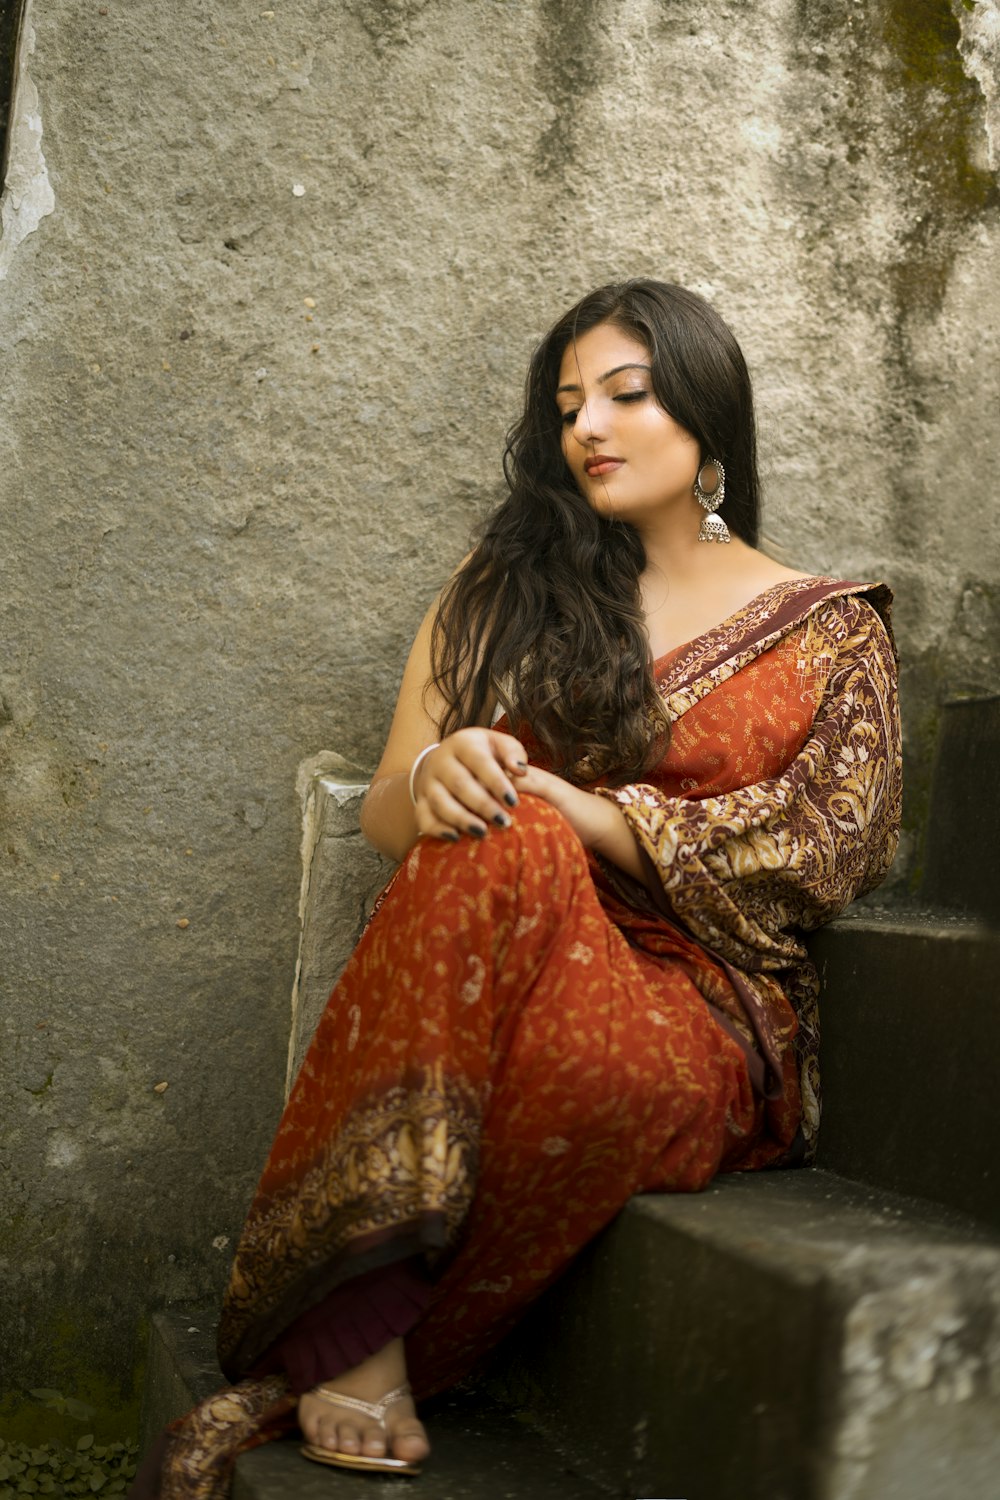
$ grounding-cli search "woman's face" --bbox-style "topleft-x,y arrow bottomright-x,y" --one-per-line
556,321 -> 702,529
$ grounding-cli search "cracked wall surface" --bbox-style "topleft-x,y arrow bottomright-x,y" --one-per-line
0,3 -> 54,280
0,0 -> 997,1436
958,0 -> 1000,169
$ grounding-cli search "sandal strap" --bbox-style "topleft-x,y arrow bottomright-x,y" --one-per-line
309,1380 -> 412,1424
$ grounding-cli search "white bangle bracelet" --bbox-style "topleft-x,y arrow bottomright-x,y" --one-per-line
408,742 -> 440,806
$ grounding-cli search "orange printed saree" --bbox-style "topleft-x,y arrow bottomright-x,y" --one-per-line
139,577 -> 901,1500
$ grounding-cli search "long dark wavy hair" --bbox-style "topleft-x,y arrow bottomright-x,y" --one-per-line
430,279 -> 761,784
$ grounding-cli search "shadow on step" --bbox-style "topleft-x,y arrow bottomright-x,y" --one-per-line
486,1170 -> 1000,1500
141,1311 -> 614,1499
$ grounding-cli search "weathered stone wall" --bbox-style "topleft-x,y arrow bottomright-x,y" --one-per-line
1,0 -> 997,1438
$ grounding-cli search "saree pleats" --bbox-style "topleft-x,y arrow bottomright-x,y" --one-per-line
220,796 -> 761,1393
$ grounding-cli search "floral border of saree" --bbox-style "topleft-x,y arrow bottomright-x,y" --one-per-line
596,574 -> 902,1163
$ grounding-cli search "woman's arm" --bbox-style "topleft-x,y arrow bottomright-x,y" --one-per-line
514,766 -> 650,886
594,597 -> 902,967
360,596 -> 528,862
359,599 -> 440,859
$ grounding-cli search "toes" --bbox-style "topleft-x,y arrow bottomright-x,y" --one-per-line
310,1412 -> 362,1454
310,1414 -> 334,1450
299,1397 -> 325,1447
298,1389 -> 428,1466
334,1419 -> 363,1455
391,1419 -> 430,1463
360,1420 -> 387,1457
302,1405 -> 388,1459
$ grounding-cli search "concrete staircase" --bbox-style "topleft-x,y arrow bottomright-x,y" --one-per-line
141,699 -> 1000,1499
141,1313 -> 611,1498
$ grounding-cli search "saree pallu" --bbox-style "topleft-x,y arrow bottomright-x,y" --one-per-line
140,577 -> 901,1500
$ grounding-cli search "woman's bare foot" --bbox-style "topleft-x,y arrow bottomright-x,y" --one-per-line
297,1336 -> 430,1466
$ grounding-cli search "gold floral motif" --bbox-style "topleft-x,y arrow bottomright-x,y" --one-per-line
218,1064 -> 481,1371
601,587 -> 902,1160
160,1375 -> 294,1500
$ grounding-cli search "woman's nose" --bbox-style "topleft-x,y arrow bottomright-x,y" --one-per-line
571,397 -> 605,444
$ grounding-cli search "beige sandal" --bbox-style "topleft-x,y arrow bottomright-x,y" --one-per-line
300,1380 -> 422,1476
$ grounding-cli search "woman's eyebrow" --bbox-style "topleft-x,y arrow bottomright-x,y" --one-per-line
556,362 -> 651,394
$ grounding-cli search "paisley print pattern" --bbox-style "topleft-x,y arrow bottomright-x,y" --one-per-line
157,1379 -> 295,1500
219,1066 -> 483,1373
139,577 -> 901,1500
597,583 -> 901,1156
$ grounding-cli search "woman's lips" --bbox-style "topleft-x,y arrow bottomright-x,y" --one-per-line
584,456 -> 624,476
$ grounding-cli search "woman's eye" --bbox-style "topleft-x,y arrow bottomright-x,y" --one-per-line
560,409 -> 578,426
614,390 -> 648,404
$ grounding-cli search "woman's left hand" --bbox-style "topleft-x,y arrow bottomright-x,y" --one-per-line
513,766 -> 616,851
513,766 -> 649,886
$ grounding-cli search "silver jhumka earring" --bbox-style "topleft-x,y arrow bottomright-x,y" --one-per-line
694,458 -> 730,543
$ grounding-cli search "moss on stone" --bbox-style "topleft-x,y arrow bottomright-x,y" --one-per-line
0,1210 -> 146,1446
0,1366 -> 143,1448
880,0 -> 997,316
881,0 -> 995,303
796,0 -> 996,320
533,0 -> 601,180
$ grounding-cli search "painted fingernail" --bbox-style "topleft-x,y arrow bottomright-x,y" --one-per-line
441,830 -> 460,842
493,813 -> 511,828
467,824 -> 486,839
504,792 -> 518,807
515,760 -> 528,769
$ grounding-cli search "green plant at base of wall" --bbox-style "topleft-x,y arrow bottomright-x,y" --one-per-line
0,1393 -> 137,1498
0,1436 -> 138,1499
0,1297 -> 146,1448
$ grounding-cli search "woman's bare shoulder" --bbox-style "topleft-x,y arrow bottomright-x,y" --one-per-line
741,550 -> 813,589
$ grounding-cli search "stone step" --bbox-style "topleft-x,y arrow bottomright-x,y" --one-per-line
288,760 -> 392,1094
233,1389 -> 614,1500
143,1165 -> 1000,1500
140,1311 -> 613,1500
138,1306 -> 221,1449
486,1167 -> 1000,1500
808,909 -> 1000,1228
918,695 -> 999,924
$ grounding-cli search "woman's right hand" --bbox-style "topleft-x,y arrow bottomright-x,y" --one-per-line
411,729 -> 528,842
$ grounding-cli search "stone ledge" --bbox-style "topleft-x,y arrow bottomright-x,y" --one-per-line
810,915 -> 1000,1224
489,1167 -> 1000,1500
138,1307 -> 224,1450
288,759 -> 391,1093
919,695 -> 999,924
141,1167 -> 1000,1500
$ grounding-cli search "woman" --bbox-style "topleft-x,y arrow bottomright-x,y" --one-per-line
135,281 -> 900,1496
